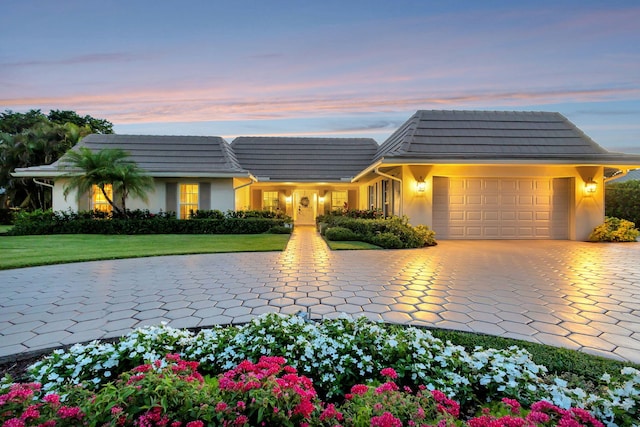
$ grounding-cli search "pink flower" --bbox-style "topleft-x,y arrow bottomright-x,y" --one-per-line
43,394 -> 61,405
2,419 -> 26,427
215,402 -> 228,412
350,384 -> 369,396
375,382 -> 399,394
57,405 -> 84,420
293,400 -> 315,418
380,368 -> 398,379
186,421 -> 204,427
370,411 -> 402,427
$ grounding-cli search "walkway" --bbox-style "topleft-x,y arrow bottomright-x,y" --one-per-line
1,226 -> 640,363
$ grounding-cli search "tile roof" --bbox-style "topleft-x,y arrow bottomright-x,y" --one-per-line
18,134 -> 248,177
231,136 -> 378,181
376,110 -> 628,161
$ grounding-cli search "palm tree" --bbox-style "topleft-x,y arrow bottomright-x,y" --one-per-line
62,147 -> 154,217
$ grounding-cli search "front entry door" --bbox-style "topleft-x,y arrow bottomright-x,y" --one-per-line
293,190 -> 317,225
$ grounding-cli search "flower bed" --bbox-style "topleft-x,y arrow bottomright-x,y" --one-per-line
2,313 -> 639,426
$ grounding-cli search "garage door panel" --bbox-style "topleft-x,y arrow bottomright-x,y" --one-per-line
433,177 -> 569,239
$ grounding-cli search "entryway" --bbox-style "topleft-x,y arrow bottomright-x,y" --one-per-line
293,190 -> 318,225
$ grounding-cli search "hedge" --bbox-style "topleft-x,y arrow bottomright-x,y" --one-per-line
605,180 -> 640,229
8,209 -> 291,236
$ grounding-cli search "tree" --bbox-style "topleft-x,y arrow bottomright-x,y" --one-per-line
62,147 -> 154,217
48,110 -> 113,134
0,109 -> 114,209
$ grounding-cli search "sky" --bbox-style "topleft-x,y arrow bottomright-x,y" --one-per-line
1,0 -> 639,152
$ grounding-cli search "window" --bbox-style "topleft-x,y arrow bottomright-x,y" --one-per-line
331,190 -> 348,212
179,184 -> 198,219
263,191 -> 279,212
92,184 -> 112,213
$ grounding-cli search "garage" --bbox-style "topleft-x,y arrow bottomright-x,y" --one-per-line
433,177 -> 570,239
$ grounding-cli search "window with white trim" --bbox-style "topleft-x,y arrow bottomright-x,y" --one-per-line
331,191 -> 348,212
263,191 -> 279,212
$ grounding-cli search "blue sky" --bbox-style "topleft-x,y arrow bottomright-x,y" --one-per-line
1,0 -> 639,152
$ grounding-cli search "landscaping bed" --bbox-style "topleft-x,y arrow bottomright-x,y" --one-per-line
2,313 -> 638,426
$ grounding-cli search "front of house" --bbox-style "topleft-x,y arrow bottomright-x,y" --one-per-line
13,110 -> 640,240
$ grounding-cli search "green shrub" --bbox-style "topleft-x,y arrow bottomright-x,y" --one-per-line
588,216 -> 639,242
8,209 -> 291,235
414,224 -> 437,246
606,180 -> 640,228
325,226 -> 359,241
189,209 -> 225,220
266,225 -> 292,234
369,232 -> 404,249
319,214 -> 437,248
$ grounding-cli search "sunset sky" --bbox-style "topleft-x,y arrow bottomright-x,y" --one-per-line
2,0 -> 639,152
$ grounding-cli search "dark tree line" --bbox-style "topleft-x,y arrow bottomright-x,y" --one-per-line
0,109 -> 113,210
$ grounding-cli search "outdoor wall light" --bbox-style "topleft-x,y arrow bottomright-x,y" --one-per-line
585,178 -> 597,194
285,195 -> 292,204
319,196 -> 325,204
416,177 -> 426,193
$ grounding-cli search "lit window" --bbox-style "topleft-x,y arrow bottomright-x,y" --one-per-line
331,191 -> 348,211
263,191 -> 279,212
92,184 -> 112,213
179,184 -> 199,219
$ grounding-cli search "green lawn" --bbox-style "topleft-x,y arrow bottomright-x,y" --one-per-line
325,240 -> 381,250
0,234 -> 290,270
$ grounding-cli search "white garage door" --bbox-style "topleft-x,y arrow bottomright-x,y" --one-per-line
433,177 -> 569,239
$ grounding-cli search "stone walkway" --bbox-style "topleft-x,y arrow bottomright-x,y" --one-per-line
1,226 -> 640,363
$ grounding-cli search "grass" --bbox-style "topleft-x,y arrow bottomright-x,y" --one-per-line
0,233 -> 290,270
325,240 -> 381,250
0,225 -> 12,234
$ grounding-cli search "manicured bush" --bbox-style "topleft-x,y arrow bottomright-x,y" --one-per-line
266,225 -> 293,234
588,216 -> 639,242
369,231 -> 404,249
319,212 -> 437,248
606,180 -> 640,228
8,209 -> 292,236
324,226 -> 359,241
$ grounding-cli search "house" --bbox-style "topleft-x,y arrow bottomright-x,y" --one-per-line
608,169 -> 640,183
13,110 -> 640,240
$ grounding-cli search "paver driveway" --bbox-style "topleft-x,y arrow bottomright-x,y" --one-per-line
1,226 -> 640,363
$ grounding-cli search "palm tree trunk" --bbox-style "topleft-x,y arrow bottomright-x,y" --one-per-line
99,185 -> 122,216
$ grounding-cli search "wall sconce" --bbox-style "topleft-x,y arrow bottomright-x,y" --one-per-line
416,176 -> 426,193
319,196 -> 325,204
584,178 -> 597,194
285,195 -> 292,204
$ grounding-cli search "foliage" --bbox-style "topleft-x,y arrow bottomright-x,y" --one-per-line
320,213 -> 437,249
0,209 -> 14,225
0,109 -> 113,210
328,368 -> 460,427
62,147 -> 154,217
0,377 -> 85,426
324,226 -> 359,241
267,225 -> 293,234
20,313 -> 640,426
4,350 -> 627,426
588,217 -> 639,242
214,356 -> 319,426
605,180 -> 640,229
8,209 -> 290,236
